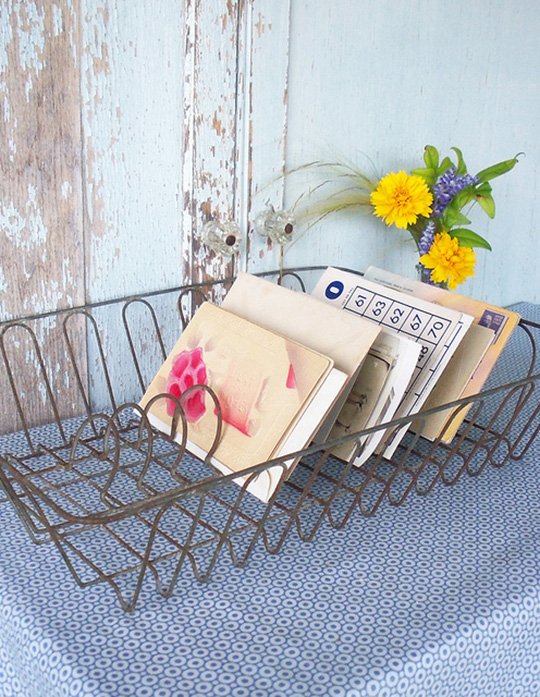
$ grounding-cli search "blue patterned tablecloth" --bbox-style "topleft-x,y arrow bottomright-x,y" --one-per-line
0,304 -> 539,697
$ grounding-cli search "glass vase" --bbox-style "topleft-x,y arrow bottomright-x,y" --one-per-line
416,263 -> 448,290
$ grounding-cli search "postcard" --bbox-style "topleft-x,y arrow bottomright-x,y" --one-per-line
139,302 -> 346,501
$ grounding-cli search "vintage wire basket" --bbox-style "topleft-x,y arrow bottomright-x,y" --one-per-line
0,267 -> 538,611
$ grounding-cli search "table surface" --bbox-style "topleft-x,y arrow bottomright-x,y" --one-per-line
0,303 -> 539,697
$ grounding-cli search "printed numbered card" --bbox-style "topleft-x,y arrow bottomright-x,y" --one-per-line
312,268 -> 474,456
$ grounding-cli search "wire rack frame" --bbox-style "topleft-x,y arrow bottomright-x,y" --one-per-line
0,267 -> 539,612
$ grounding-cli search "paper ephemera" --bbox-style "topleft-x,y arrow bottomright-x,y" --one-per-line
364,266 -> 520,442
140,302 -> 347,502
312,268 -> 474,457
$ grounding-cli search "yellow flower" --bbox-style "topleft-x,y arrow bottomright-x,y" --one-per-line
370,171 -> 433,229
419,232 -> 476,289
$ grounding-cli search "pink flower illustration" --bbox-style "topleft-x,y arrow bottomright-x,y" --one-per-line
165,347 -> 208,422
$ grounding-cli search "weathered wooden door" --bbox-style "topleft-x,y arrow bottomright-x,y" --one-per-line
1,1 -> 538,433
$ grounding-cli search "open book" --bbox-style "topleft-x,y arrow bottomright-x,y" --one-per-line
364,266 -> 521,442
139,302 -> 347,502
311,267 -> 474,458
221,272 -> 381,444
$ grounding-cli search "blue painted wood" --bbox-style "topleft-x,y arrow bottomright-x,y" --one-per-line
278,0 -> 538,306
81,0 -> 184,303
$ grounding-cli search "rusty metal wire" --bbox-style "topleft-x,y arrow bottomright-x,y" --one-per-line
0,267 -> 538,611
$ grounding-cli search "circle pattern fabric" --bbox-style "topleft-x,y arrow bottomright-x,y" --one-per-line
0,302 -> 538,697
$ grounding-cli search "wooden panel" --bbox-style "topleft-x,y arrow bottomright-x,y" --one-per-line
280,0 -> 539,306
80,0 -> 185,302
79,0 -> 185,410
0,0 -> 86,432
181,1 -> 292,284
245,0 -> 291,274
0,0 -> 84,318
182,0 -> 242,297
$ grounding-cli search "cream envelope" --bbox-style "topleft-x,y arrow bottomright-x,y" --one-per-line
222,272 -> 381,443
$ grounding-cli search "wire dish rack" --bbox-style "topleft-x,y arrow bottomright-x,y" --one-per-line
0,267 -> 539,612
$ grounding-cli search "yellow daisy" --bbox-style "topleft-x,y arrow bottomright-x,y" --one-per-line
419,232 -> 476,289
370,171 -> 433,229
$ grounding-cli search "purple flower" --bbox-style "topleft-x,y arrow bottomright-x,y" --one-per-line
433,167 -> 478,217
418,220 -> 436,254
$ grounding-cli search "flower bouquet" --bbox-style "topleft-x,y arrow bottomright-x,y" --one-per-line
291,146 -> 521,289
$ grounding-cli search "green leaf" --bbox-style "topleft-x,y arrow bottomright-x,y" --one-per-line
423,145 -> 439,170
437,157 -> 453,176
453,187 -> 475,209
475,181 -> 493,195
410,167 -> 436,187
476,192 -> 496,218
450,228 -> 492,250
476,153 -> 523,182
451,147 -> 467,175
442,205 -> 471,228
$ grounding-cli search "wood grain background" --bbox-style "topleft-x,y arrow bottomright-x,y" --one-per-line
1,0 -> 538,431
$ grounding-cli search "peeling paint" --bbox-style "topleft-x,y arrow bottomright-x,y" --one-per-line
0,193 -> 47,251
15,0 -> 46,77
61,180 -> 72,198
255,12 -> 267,37
0,266 -> 8,293
0,0 -> 86,431
92,41 -> 110,75
24,278 -> 64,314
52,2 -> 63,36
212,112 -> 224,136
61,255 -> 74,288
1,81 -> 10,121
0,7 -> 13,73
183,1 -> 247,291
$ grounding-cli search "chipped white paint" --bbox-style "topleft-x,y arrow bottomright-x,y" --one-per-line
0,190 -> 47,251
181,1 -> 291,280
79,0 -> 185,413
244,0 -> 291,273
24,74 -> 33,100
0,202 -> 25,241
61,180 -> 72,199
61,257 -> 76,293
0,0 -> 84,318
0,7 -> 13,72
0,0 -> 537,437
182,0 -> 241,291
13,0 -> 46,81
52,2 -> 63,36
0,0 -> 86,432
24,278 -> 65,315
2,83 -> 10,121
8,137 -> 16,160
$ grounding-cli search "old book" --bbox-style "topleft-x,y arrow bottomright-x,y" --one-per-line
139,302 -> 347,502
221,272 -> 381,443
364,266 -> 520,442
311,267 -> 474,458
329,330 -> 420,466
